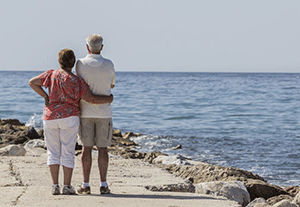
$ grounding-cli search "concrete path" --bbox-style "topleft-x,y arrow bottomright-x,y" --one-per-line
0,152 -> 240,207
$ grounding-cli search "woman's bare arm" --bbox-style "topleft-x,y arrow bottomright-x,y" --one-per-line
28,76 -> 49,106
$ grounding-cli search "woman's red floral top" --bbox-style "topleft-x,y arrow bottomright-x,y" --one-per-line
38,69 -> 89,120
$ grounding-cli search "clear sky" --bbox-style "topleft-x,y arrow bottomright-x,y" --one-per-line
1,0 -> 300,72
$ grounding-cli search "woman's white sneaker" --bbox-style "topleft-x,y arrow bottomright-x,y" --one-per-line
62,185 -> 76,195
51,185 -> 60,195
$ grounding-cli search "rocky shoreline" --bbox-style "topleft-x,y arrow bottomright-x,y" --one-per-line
1,118 -> 300,207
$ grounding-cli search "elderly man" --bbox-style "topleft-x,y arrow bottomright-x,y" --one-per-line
75,34 -> 115,195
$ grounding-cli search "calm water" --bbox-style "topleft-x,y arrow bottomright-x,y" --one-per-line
1,71 -> 300,187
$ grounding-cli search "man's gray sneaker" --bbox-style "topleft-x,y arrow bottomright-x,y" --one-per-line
77,186 -> 91,194
100,186 -> 111,194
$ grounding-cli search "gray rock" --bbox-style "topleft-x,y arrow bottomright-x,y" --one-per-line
0,119 -> 42,148
24,126 -> 40,139
113,129 -> 122,138
24,139 -> 46,149
143,152 -> 166,163
25,148 -> 46,156
122,132 -> 135,139
0,119 -> 24,126
153,155 -> 198,165
145,183 -> 195,193
111,136 -> 137,147
246,198 -> 271,207
267,194 -> 294,206
0,145 -> 26,156
171,144 -> 182,150
195,181 -> 250,207
285,186 -> 300,197
292,191 -> 300,206
157,160 -> 266,185
122,132 -> 142,139
273,199 -> 299,207
24,139 -> 47,156
246,179 -> 290,201
37,129 -> 44,139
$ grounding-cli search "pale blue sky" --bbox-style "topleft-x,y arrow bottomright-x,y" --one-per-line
1,0 -> 300,72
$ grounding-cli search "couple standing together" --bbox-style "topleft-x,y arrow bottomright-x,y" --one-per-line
29,34 -> 114,195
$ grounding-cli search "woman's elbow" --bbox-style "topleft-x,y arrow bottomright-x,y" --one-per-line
28,77 -> 41,87
28,79 -> 34,87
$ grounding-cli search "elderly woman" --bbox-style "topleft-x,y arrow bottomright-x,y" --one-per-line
28,48 -> 113,195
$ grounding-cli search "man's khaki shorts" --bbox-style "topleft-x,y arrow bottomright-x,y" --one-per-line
78,118 -> 113,148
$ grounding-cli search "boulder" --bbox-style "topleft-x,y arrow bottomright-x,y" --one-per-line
247,204 -> 271,207
37,129 -> 44,139
171,144 -> 182,150
122,132 -> 135,139
25,147 -> 46,156
246,198 -> 271,207
108,146 -> 145,159
122,131 -> 142,139
273,200 -> 299,207
0,119 -> 42,148
24,126 -> 40,139
0,134 -> 29,148
143,152 -> 167,163
153,155 -> 192,165
113,129 -> 122,138
157,161 -> 266,188
152,156 -> 286,203
0,145 -> 26,156
245,179 -> 290,201
195,181 -> 250,207
292,191 -> 300,205
267,194 -> 294,206
286,186 -> 300,197
112,136 -> 137,147
13,126 -> 40,139
145,183 -> 195,193
0,119 -> 25,126
108,147 -> 166,161
123,150 -> 145,159
24,139 -> 46,149
75,142 -> 82,150
0,124 -> 14,134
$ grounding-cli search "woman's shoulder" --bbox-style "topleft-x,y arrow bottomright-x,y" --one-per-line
45,69 -> 57,73
46,69 -> 60,76
67,72 -> 85,83
38,69 -> 56,78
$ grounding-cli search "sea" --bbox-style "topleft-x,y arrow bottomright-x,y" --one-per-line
1,71 -> 300,187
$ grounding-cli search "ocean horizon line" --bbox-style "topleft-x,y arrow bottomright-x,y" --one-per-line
0,69 -> 299,74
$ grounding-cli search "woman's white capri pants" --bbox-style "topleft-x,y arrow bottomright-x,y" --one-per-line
43,116 -> 79,169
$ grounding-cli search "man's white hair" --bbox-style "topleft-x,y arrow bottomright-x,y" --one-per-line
86,34 -> 103,53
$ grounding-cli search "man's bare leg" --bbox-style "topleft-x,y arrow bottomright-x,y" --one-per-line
98,147 -> 108,182
98,147 -> 110,194
81,146 -> 93,182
